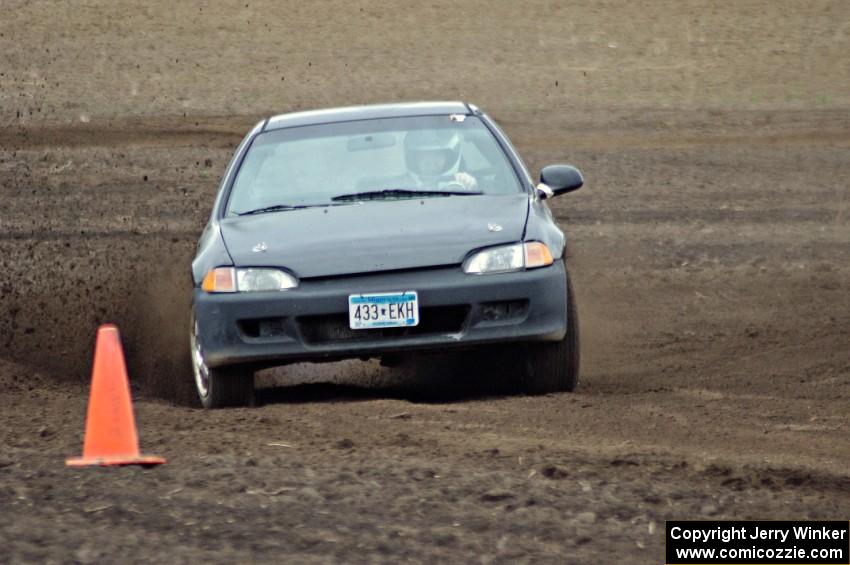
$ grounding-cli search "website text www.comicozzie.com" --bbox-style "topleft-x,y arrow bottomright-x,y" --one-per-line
673,546 -> 843,562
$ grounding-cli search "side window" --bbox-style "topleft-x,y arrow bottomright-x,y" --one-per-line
461,130 -> 520,194
460,140 -> 490,172
485,119 -> 533,187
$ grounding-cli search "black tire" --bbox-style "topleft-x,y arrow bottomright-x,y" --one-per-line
200,365 -> 255,409
379,354 -> 405,368
520,267 -> 580,394
191,315 -> 254,409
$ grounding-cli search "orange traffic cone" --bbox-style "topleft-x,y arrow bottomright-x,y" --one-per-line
66,324 -> 166,467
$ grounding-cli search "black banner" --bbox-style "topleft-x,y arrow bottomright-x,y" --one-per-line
666,521 -> 849,564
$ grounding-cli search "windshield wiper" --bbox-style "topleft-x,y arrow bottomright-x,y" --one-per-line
331,188 -> 483,202
236,203 -> 325,216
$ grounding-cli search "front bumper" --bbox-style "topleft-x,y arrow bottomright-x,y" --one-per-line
193,262 -> 568,369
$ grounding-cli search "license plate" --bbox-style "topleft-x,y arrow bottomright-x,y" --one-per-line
348,291 -> 419,330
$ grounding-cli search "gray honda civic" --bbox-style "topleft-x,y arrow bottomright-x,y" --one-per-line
190,102 -> 584,408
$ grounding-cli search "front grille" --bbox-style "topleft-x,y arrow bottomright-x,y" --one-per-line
298,305 -> 469,345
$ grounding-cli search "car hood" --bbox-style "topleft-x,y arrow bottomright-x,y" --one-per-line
219,194 -> 529,278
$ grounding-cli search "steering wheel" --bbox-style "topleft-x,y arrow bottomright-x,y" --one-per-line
442,181 -> 468,191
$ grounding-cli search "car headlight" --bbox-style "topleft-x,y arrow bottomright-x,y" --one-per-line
202,267 -> 298,292
463,242 -> 554,274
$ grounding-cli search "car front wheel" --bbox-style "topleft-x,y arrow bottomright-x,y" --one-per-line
191,315 -> 254,408
520,267 -> 580,394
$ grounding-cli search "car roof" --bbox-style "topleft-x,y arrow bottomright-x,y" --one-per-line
264,101 -> 473,131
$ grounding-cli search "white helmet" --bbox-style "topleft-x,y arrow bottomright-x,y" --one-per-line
404,129 -> 463,178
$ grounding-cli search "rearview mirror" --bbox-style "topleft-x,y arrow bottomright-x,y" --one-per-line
347,133 -> 397,152
536,165 -> 583,199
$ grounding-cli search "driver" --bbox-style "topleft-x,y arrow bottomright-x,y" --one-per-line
403,129 -> 478,191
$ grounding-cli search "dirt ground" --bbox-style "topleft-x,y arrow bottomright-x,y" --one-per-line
1,1 -> 849,563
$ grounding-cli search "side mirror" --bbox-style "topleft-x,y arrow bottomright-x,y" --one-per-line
536,165 -> 583,199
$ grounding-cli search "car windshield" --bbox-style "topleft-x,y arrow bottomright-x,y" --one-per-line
226,115 -> 523,215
